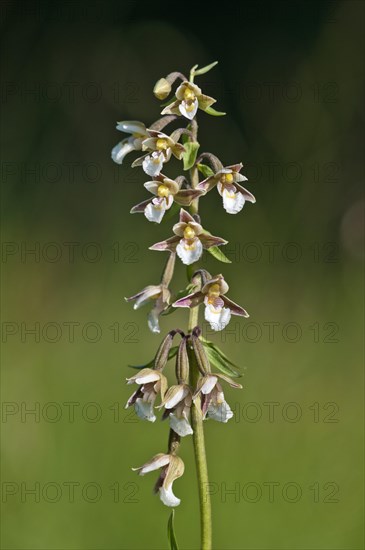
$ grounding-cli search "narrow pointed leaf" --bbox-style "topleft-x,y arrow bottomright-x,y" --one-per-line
206,246 -> 232,263
203,343 -> 242,378
168,509 -> 179,550
193,61 -> 218,76
197,163 -> 215,178
204,106 -> 226,116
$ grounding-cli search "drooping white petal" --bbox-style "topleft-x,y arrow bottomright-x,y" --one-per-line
207,400 -> 233,423
134,398 -> 156,422
142,152 -> 164,177
116,121 -> 146,135
164,386 -> 188,409
169,413 -> 193,437
205,304 -> 232,331
179,99 -> 198,120
176,238 -> 203,265
136,455 -> 170,475
159,485 -> 181,507
144,202 -> 166,223
134,371 -> 160,385
111,137 -> 135,164
200,375 -> 218,395
133,285 -> 161,309
222,188 -> 245,214
147,310 -> 161,334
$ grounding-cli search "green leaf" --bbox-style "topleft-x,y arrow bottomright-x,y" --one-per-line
182,141 -> 200,171
193,61 -> 218,76
204,106 -> 226,116
128,346 -> 178,369
207,246 -> 232,263
168,510 -> 179,550
203,341 -> 242,378
197,163 -> 214,178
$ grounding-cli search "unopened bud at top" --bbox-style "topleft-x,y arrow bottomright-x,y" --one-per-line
154,78 -> 171,100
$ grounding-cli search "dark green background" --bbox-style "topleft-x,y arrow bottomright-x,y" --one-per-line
1,1 -> 364,548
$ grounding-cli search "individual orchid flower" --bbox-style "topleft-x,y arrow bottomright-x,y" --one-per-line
193,373 -> 242,422
132,129 -> 185,177
149,209 -> 227,265
161,81 -> 216,120
111,121 -> 148,165
125,284 -> 170,334
173,274 -> 249,331
133,453 -> 185,507
125,368 -> 167,422
198,163 -> 256,214
130,175 -> 205,224
158,384 -> 193,437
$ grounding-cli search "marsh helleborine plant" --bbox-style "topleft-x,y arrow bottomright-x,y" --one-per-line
112,62 -> 255,550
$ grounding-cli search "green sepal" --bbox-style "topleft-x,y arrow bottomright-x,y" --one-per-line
197,163 -> 214,178
168,509 -> 179,550
128,346 -> 178,369
204,106 -> 226,116
182,141 -> 200,170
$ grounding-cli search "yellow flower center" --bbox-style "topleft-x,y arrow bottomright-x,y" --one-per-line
221,172 -> 234,184
184,88 -> 196,101
157,184 -> 170,198
183,225 -> 196,240
207,283 -> 221,300
156,138 -> 169,150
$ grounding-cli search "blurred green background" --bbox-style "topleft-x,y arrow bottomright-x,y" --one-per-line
1,0 -> 364,548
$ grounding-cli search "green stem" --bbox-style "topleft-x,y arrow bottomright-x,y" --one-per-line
188,148 -> 212,550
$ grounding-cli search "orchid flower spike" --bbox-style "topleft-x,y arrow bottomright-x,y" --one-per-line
149,209 -> 227,265
198,163 -> 255,214
173,274 -> 249,331
133,453 -> 185,507
111,121 -> 148,165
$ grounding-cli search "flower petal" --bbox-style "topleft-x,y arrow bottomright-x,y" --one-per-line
222,296 -> 249,317
147,309 -> 161,333
169,413 -> 193,437
174,189 -> 205,206
125,285 -> 161,309
205,304 -> 232,331
130,198 -> 152,214
111,137 -> 135,164
207,400 -> 233,423
176,237 -> 203,265
116,121 -> 146,135
222,188 -> 245,214
144,181 -> 159,195
163,385 -> 189,409
200,375 -> 218,395
234,182 -> 256,203
144,201 -> 166,223
133,453 -> 170,475
134,398 -> 156,422
142,152 -> 164,177
179,99 -> 198,120
173,291 -> 204,308
149,236 -> 180,252
159,485 -> 181,507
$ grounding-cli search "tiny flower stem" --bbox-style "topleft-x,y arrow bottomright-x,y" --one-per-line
188,121 -> 212,549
